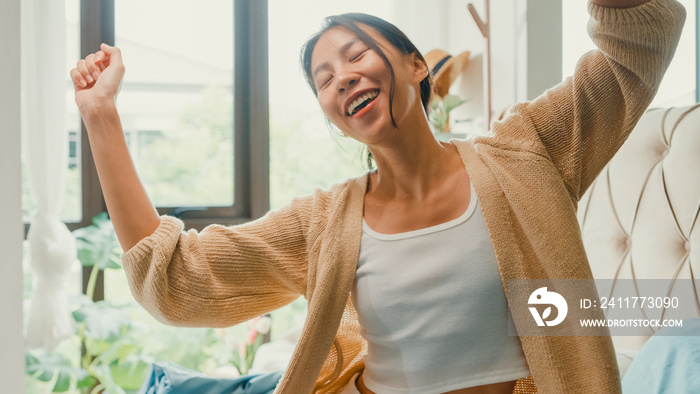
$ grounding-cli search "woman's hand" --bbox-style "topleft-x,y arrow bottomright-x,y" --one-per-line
70,43 -> 125,112
68,43 -> 161,252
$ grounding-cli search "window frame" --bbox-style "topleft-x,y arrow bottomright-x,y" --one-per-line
76,0 -> 269,233
21,0 -> 269,299
23,0 -> 268,236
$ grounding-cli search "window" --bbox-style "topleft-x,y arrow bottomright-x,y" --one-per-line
24,2 -> 271,390
68,131 -> 79,169
22,0 -> 266,232
115,0 -> 236,210
562,0 -> 697,107
103,0 -> 271,379
99,0 -> 268,337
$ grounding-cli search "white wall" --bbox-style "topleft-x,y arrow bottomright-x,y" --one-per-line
0,0 -> 25,391
459,0 -> 561,129
521,0 -> 562,101
393,0 -> 563,134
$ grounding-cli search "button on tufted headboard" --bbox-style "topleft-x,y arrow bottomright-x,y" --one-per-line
578,104 -> 700,353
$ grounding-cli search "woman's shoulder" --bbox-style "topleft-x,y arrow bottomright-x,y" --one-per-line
280,172 -> 369,217
309,172 -> 368,201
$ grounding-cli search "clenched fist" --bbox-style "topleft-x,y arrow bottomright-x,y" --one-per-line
70,43 -> 125,112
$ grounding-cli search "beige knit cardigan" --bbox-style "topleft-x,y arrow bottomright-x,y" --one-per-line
122,1 -> 685,392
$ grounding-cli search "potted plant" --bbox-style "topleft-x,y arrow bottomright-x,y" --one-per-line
26,213 -> 274,392
429,94 -> 470,141
26,213 -> 151,393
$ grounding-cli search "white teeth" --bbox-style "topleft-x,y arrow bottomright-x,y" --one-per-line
347,90 -> 379,116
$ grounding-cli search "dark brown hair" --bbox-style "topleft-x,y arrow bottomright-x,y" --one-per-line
300,13 -> 432,170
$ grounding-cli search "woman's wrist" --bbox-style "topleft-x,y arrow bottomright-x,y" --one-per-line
78,97 -> 118,119
79,98 -> 123,139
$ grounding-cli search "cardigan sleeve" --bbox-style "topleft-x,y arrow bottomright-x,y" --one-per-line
492,0 -> 685,201
120,192 -> 318,328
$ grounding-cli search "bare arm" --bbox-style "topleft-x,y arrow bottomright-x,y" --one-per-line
71,44 -> 160,251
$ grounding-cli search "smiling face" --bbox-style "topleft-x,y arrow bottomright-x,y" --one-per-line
309,25 -> 427,144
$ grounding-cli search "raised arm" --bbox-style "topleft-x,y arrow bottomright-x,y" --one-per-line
71,44 -> 322,328
491,0 -> 685,201
70,44 -> 161,251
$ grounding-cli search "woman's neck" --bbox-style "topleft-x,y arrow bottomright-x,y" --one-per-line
367,119 -> 462,203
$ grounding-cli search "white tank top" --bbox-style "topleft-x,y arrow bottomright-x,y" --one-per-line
352,183 -> 530,394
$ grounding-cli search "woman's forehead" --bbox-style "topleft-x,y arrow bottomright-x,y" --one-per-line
310,24 -> 388,67
317,27 -> 359,50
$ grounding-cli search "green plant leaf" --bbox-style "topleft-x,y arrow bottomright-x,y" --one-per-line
73,213 -> 123,270
99,342 -> 139,366
69,293 -> 94,311
25,350 -> 90,392
429,98 -> 441,113
77,374 -> 98,390
90,363 -> 126,394
85,337 -> 114,358
231,347 -> 241,370
73,301 -> 130,342
443,95 -> 468,113
110,355 -> 152,390
91,211 -> 110,226
428,98 -> 448,133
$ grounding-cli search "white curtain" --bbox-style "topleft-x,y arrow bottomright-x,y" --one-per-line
21,0 -> 77,350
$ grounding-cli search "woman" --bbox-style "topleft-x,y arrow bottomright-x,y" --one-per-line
70,0 -> 685,393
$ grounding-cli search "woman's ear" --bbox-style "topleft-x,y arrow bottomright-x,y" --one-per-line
410,53 -> 429,85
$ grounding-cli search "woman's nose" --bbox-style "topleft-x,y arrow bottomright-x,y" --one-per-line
337,72 -> 358,93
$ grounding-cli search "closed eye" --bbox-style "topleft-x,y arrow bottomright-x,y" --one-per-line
319,75 -> 333,89
350,49 -> 368,62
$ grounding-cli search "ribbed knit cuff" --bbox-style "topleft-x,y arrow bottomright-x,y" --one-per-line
121,215 -> 184,267
588,0 -> 683,25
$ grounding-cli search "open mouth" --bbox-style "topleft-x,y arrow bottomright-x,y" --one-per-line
346,89 -> 380,116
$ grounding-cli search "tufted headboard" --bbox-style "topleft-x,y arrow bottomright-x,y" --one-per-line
578,104 -> 700,353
